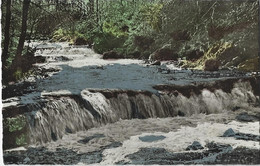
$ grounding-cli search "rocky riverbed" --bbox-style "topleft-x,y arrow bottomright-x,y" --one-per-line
2,42 -> 260,164
3,113 -> 260,164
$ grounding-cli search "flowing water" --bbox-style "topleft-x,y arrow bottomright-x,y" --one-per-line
3,42 -> 260,164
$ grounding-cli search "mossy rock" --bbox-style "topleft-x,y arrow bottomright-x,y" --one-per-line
73,37 -> 90,45
238,57 -> 260,72
182,42 -> 233,70
103,50 -> 124,59
150,48 -> 178,61
204,59 -> 220,71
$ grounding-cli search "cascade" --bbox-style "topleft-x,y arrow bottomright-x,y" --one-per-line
2,42 -> 259,149
5,79 -> 257,146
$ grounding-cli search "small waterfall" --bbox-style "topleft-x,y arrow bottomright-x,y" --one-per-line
4,42 -> 259,150
19,79 -> 258,146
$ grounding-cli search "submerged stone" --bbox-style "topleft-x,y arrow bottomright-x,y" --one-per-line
80,152 -> 102,164
236,112 -> 258,122
78,134 -> 105,144
139,135 -> 166,142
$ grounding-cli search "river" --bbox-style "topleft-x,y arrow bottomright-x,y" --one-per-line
2,42 -> 260,164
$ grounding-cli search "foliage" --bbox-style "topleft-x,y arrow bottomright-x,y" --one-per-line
1,0 -> 259,83
93,31 -> 127,54
238,57 -> 260,72
51,28 -> 88,44
14,69 -> 24,81
16,134 -> 27,146
182,42 -> 233,70
102,21 -> 128,37
5,116 -> 27,132
139,3 -> 163,32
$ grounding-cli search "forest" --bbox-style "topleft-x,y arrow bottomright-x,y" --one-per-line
2,0 -> 259,85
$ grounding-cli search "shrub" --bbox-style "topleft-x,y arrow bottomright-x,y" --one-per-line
170,30 -> 191,41
139,3 -> 163,32
133,35 -> 154,51
238,57 -> 260,72
93,32 -> 127,54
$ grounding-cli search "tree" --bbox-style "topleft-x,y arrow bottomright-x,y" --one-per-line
2,0 -> 12,68
12,0 -> 31,69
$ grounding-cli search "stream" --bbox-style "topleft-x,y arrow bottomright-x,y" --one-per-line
2,42 -> 260,164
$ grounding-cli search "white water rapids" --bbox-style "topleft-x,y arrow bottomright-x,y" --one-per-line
3,42 -> 260,164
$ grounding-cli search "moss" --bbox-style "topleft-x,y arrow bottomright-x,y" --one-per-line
6,115 -> 27,132
15,134 -> 27,146
93,32 -> 127,54
51,28 -> 88,44
139,3 -> 163,32
14,69 -> 23,81
182,42 -> 232,70
238,57 -> 259,72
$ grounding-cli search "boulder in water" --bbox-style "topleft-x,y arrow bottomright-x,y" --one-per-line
151,60 -> 161,66
139,135 -> 166,142
186,141 -> 204,150
78,134 -> 105,144
223,128 -> 236,137
150,48 -> 178,61
236,112 -> 259,122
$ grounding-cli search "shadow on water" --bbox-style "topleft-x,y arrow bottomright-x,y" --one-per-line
35,63 -> 171,93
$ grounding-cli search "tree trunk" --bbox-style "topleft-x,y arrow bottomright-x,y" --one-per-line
89,0 -> 94,16
96,0 -> 99,23
13,0 -> 31,69
2,0 -> 12,68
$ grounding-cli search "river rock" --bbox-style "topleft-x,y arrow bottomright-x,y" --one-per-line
151,61 -> 161,66
150,48 -> 178,61
223,128 -> 236,137
204,59 -> 220,71
139,135 -> 166,142
23,157 -> 30,163
186,141 -> 204,150
236,112 -> 258,122
206,142 -> 232,153
53,56 -> 71,62
78,134 -> 105,144
80,152 -> 102,164
74,37 -> 89,45
34,56 -> 46,63
36,43 -> 61,50
103,50 -> 123,59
